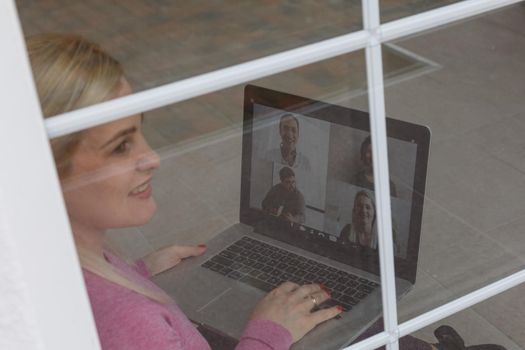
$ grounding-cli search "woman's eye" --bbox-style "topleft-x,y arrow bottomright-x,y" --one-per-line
113,140 -> 131,155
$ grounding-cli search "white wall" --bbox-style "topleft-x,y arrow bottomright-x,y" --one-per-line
0,1 -> 101,349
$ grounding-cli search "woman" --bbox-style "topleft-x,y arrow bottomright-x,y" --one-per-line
338,190 -> 402,255
27,33 -> 340,350
28,33 -> 504,350
351,136 -> 397,197
338,190 -> 378,249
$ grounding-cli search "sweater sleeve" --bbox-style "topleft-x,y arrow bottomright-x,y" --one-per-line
236,319 -> 293,350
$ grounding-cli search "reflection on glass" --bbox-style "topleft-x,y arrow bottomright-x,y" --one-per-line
380,0 -> 463,23
140,44 -> 427,155
351,318 -> 510,349
17,0 -> 362,90
408,313 -> 515,350
384,3 -> 525,343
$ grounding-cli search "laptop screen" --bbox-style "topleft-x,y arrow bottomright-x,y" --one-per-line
241,85 -> 430,283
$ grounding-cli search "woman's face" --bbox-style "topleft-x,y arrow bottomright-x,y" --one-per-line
352,194 -> 375,233
61,81 -> 160,231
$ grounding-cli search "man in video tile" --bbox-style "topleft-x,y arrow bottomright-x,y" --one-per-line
267,113 -> 311,171
261,166 -> 306,223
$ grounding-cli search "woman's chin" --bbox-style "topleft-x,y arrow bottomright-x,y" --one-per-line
128,200 -> 157,226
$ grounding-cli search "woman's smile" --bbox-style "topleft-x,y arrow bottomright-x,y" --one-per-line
130,178 -> 152,198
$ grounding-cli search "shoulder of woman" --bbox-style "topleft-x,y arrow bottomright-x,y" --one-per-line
83,268 -> 155,310
95,299 -> 187,350
83,272 -> 194,349
340,224 -> 351,235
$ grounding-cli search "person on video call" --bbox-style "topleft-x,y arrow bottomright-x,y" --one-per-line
262,167 -> 306,224
338,190 -> 377,248
338,190 -> 400,254
267,113 -> 311,171
351,136 -> 397,197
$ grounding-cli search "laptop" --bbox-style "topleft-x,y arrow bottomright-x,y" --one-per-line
153,85 -> 431,349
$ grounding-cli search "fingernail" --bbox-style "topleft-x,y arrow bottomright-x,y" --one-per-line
336,305 -> 343,312
198,244 -> 207,248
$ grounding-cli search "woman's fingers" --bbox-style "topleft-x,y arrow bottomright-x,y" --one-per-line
143,244 -> 207,276
275,281 -> 300,293
289,283 -> 323,301
300,290 -> 330,310
309,305 -> 343,325
251,282 -> 343,342
274,283 -> 332,312
169,244 -> 207,259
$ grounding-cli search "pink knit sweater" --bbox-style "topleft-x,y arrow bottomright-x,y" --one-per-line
83,252 -> 293,350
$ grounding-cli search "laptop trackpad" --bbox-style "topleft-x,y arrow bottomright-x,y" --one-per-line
198,286 -> 264,338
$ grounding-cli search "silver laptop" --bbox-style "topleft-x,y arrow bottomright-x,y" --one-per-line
153,85 -> 431,349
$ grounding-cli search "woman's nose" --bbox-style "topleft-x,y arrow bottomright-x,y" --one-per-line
136,145 -> 160,172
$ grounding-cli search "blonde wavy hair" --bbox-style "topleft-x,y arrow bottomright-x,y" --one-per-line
27,33 -> 169,303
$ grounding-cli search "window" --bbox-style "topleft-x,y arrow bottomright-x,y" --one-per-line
2,1 -> 524,349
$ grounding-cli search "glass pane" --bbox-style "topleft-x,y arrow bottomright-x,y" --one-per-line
32,39 -> 429,346
113,44 -> 426,148
381,0 -> 464,23
142,52 -> 389,348
350,286 -> 525,349
27,19 -> 436,343
137,45 -> 430,346
383,2 -> 525,337
16,0 -> 363,94
405,285 -> 525,349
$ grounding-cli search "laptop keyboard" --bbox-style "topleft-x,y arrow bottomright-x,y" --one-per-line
201,237 -> 379,312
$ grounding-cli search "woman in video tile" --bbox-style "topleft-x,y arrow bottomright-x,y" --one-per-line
352,136 -> 397,197
338,190 -> 401,254
338,190 -> 377,248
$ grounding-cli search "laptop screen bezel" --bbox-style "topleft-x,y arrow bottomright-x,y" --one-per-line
240,84 -> 430,284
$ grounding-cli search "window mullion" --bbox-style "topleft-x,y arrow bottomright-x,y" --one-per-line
363,1 -> 400,350
42,1 -> 521,140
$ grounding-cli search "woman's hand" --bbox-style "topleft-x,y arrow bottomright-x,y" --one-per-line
142,244 -> 207,276
250,282 -> 343,342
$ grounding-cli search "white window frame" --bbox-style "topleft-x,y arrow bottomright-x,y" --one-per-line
1,0 -> 524,349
